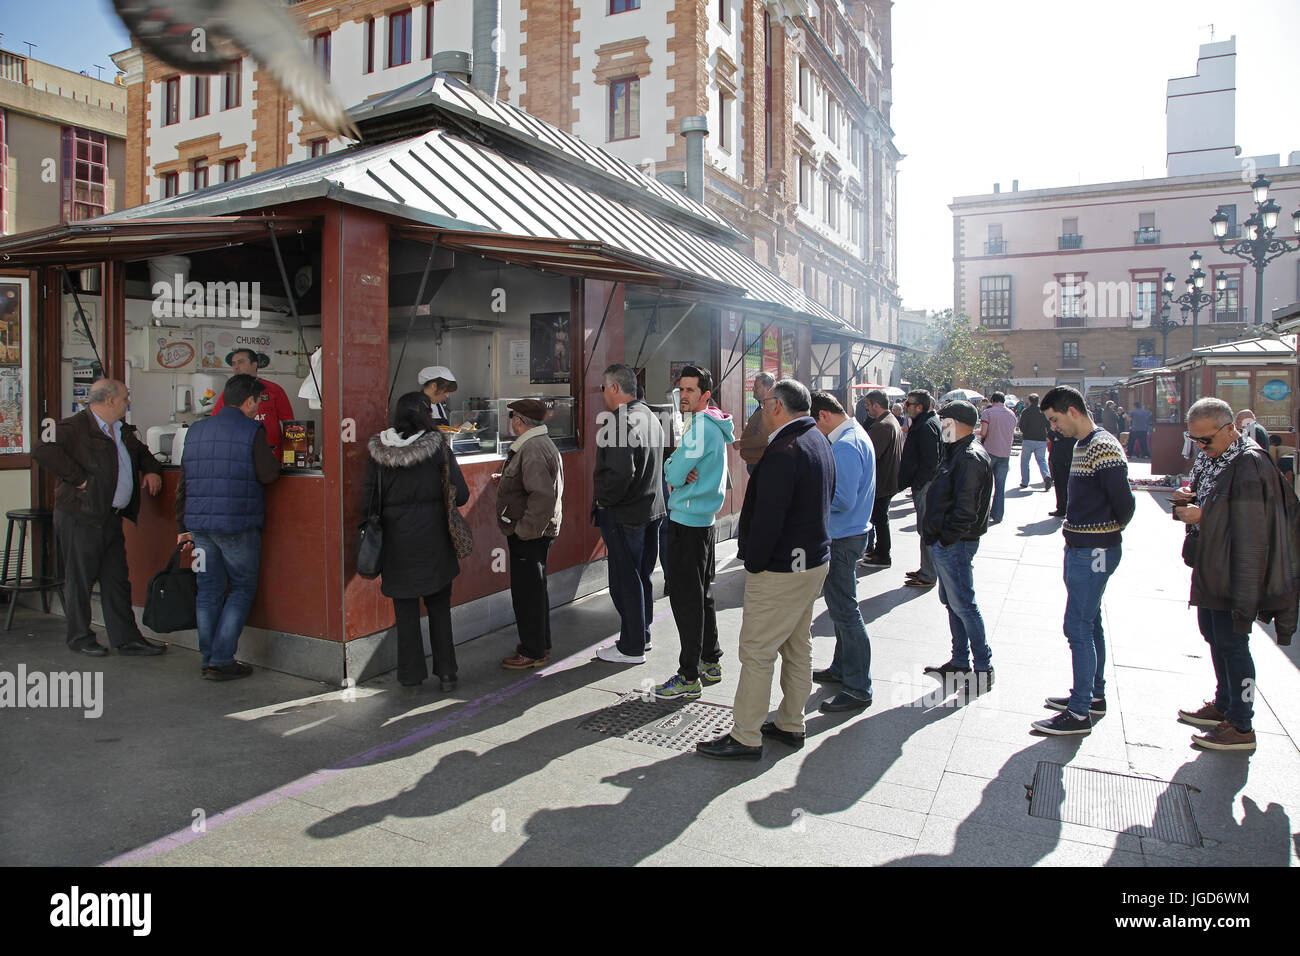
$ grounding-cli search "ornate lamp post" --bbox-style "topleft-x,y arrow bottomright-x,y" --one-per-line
1160,251 -> 1225,351
1209,176 -> 1300,327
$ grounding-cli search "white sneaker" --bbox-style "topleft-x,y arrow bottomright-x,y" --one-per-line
596,644 -> 645,664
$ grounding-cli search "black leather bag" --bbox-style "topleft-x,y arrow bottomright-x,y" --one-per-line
357,465 -> 384,579
142,544 -> 197,633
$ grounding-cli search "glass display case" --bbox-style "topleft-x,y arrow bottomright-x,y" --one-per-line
448,399 -> 500,456
498,395 -> 577,452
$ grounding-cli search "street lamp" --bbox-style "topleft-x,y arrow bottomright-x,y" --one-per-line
1161,251 -> 1224,351
1210,176 -> 1300,326
1032,362 -> 1039,377
1150,297 -> 1185,366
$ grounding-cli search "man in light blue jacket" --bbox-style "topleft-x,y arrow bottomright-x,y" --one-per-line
811,390 -> 876,711
654,365 -> 735,700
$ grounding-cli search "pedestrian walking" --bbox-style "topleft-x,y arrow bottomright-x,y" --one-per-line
1032,386 -> 1135,735
495,399 -> 564,670
810,391 -> 876,711
176,374 -> 281,680
733,371 -> 775,476
697,380 -> 834,759
1048,424 -> 1076,517
652,366 -> 733,700
1016,393 -> 1052,490
33,379 -> 166,657
1126,402 -> 1152,459
977,391 -> 1017,523
898,388 -> 941,588
363,392 -> 470,689
1172,398 -> 1299,752
861,389 -> 902,567
593,363 -> 666,664
921,400 -> 995,691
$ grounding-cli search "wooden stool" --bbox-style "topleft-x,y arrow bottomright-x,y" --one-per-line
0,508 -> 65,631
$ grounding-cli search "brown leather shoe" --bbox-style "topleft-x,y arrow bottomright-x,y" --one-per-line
1191,720 -> 1256,752
1178,700 -> 1226,727
502,652 -> 549,670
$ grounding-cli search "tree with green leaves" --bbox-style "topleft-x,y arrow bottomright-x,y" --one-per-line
899,309 -> 1014,397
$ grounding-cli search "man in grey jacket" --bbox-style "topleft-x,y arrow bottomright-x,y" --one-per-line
593,363 -> 666,664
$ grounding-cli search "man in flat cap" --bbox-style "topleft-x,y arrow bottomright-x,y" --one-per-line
921,400 -> 995,693
418,365 -> 458,429
495,399 -> 564,669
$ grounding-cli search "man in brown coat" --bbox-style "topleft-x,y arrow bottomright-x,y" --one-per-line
733,371 -> 776,475
862,389 -> 903,566
495,399 -> 564,668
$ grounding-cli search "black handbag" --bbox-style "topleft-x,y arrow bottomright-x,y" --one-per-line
142,544 -> 197,633
357,464 -> 384,579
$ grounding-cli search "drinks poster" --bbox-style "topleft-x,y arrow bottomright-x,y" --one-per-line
0,282 -> 24,453
762,327 -> 780,376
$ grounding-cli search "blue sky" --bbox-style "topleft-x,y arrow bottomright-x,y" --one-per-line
0,2 -> 131,78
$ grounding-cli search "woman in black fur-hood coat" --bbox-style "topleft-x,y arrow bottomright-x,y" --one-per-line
363,392 -> 470,687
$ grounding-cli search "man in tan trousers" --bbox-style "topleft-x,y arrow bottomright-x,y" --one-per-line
697,379 -> 836,759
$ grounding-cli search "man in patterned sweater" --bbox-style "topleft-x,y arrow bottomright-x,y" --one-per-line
1032,386 -> 1135,735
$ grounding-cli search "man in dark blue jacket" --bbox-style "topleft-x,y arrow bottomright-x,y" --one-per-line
899,388 -> 942,588
177,374 -> 280,680
698,380 -> 835,759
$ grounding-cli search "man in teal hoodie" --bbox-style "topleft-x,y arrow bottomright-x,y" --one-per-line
654,365 -> 735,700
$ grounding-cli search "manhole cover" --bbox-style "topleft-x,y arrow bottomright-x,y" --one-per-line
579,693 -> 734,751
1027,762 -> 1202,847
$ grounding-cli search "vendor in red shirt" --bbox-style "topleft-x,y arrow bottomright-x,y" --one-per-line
213,348 -> 295,462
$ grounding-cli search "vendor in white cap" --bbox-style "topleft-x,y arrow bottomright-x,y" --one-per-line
418,365 -> 457,428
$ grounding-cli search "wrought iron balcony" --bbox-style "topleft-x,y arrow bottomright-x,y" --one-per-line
1134,228 -> 1161,245
1058,355 -> 1084,370
1211,308 -> 1243,323
984,238 -> 1007,255
1058,233 -> 1084,250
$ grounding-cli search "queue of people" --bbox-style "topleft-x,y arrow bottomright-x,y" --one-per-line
30,363 -> 1298,761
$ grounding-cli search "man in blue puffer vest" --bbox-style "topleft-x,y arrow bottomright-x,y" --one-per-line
653,365 -> 734,701
177,374 -> 281,681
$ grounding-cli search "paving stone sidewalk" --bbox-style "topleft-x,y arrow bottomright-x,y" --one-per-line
2,458 -> 1297,866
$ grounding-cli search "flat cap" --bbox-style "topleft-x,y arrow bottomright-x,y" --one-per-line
507,399 -> 549,422
939,399 -> 979,427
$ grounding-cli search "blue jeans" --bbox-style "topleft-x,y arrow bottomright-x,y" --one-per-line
1062,545 -> 1120,716
192,529 -> 262,669
598,509 -> 662,655
1020,440 -> 1049,485
1197,608 -> 1255,731
990,455 -> 1010,521
930,539 -> 991,670
823,533 -> 872,699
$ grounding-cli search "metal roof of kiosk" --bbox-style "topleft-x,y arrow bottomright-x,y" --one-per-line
0,75 -> 850,333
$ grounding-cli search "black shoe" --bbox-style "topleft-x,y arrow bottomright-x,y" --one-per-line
1048,509 -> 1066,517
117,637 -> 167,656
1032,710 -> 1092,736
696,733 -> 762,760
812,668 -> 841,683
1018,484 -> 1029,489
819,692 -> 873,713
1045,695 -> 1106,716
860,553 -> 891,567
904,577 -> 936,588
70,642 -> 108,658
966,668 -> 995,693
760,721 -> 805,749
923,660 -> 971,677
1044,479 -> 1053,491
439,676 -> 458,692
202,661 -> 253,681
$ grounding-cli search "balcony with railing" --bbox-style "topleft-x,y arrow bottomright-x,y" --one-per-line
1058,233 -> 1084,250
1058,355 -> 1085,370
1054,313 -> 1086,328
1212,308 -> 1244,324
984,238 -> 1007,255
1134,228 -> 1161,245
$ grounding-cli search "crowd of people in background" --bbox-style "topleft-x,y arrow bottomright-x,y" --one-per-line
31,360 -> 1299,758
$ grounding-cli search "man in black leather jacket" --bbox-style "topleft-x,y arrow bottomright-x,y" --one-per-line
899,389 -> 942,587
920,400 -> 994,690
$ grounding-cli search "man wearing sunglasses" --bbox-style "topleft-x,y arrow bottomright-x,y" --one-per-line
1171,398 -> 1299,752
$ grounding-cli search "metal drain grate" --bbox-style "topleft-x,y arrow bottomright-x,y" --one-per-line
1027,762 -> 1202,847
578,693 -> 734,751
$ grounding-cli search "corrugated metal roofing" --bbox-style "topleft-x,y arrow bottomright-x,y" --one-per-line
96,122 -> 847,328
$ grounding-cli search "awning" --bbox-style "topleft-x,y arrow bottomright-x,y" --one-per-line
0,216 -> 316,267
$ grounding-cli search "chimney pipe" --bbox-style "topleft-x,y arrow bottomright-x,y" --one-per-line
471,0 -> 501,98
993,182 -> 1000,193
432,51 -> 472,83
680,116 -> 709,204
1012,179 -> 1019,191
